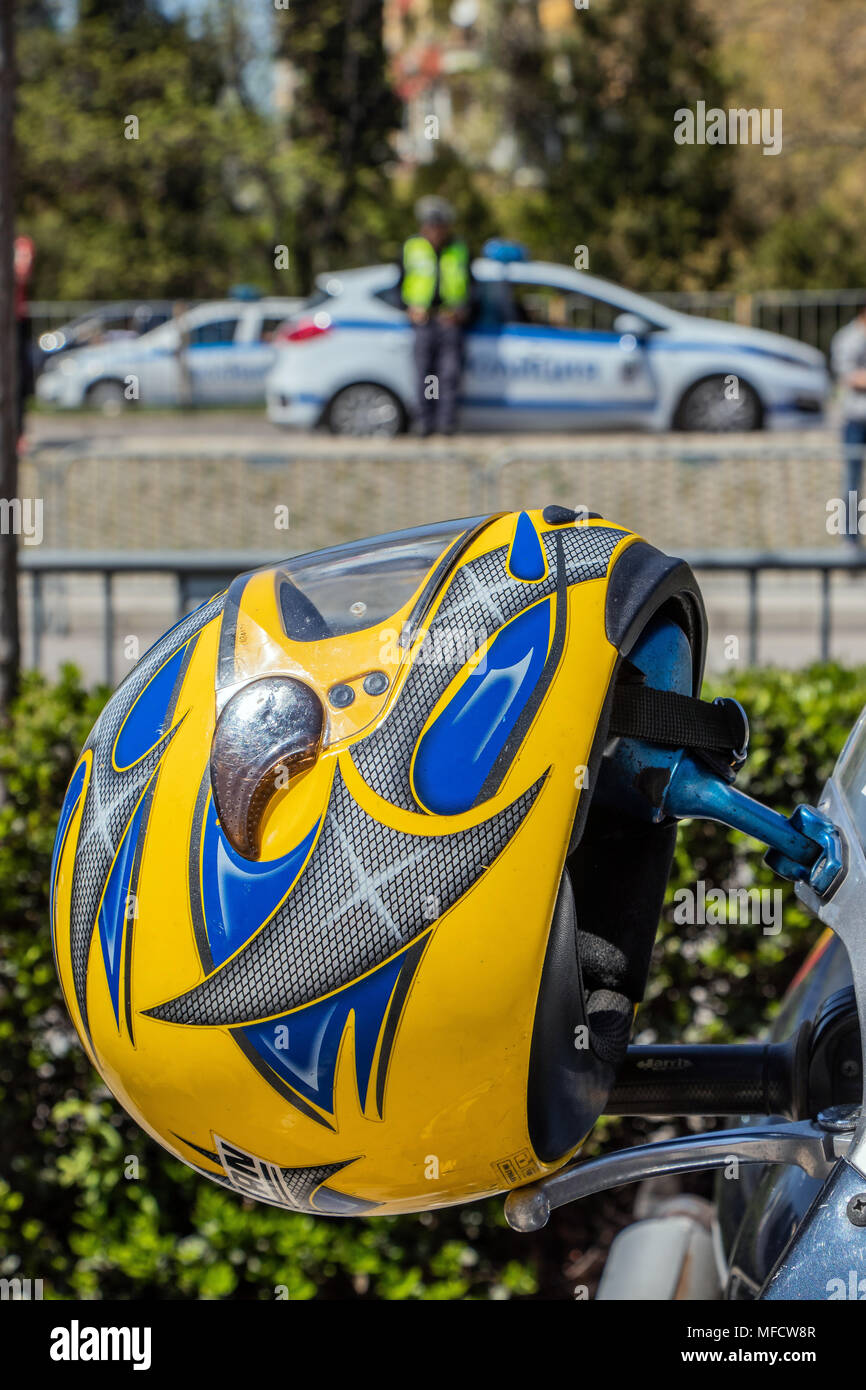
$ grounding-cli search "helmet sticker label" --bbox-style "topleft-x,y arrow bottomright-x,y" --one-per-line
492,1149 -> 540,1188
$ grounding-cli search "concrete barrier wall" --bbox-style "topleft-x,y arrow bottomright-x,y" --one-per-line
19,439 -> 847,556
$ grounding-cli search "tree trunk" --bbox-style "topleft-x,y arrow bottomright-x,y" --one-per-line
0,0 -> 20,718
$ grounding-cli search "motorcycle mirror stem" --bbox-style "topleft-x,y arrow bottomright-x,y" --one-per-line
660,751 -> 845,898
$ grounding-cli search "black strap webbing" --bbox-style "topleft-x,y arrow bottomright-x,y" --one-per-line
609,684 -> 744,755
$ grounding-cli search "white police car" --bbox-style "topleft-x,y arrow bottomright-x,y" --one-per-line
37,297 -> 300,412
265,245 -> 828,435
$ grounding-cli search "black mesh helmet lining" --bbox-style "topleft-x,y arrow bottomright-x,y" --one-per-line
526,871 -> 619,1163
525,546 -> 706,1166
568,805 -> 679,1012
566,585 -> 702,1026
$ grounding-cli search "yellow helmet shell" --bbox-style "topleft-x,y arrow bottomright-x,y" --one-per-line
51,508 -> 704,1216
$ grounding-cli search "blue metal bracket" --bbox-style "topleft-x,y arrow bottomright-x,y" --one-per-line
663,754 -> 845,897
596,615 -> 844,899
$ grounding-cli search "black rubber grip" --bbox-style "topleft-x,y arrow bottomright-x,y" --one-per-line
606,1043 -> 794,1118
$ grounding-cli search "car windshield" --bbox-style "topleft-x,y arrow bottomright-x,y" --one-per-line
136,320 -> 180,348
296,288 -> 334,315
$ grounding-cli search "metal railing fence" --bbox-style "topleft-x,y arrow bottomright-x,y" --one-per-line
16,547 -> 866,687
647,288 -> 866,360
17,437 -> 851,559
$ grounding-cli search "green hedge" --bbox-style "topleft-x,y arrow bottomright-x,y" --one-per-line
0,664 -> 863,1299
648,664 -> 866,1045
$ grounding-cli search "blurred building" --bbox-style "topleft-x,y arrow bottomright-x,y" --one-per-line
384,0 -> 488,166
271,3 -> 576,177
384,0 -> 577,174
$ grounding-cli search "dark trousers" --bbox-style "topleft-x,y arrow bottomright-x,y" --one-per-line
412,316 -> 464,434
843,418 -> 866,546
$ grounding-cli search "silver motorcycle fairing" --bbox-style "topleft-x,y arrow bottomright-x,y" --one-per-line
717,930 -> 855,1298
722,710 -> 866,1298
752,758 -> 866,1298
505,704 -> 866,1298
762,1158 -> 866,1299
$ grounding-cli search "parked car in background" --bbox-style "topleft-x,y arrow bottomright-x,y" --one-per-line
36,297 -> 300,411
266,245 -> 829,435
35,302 -> 172,375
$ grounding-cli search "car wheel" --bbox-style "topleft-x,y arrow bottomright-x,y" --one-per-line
86,379 -> 129,417
674,375 -> 763,432
326,383 -> 405,437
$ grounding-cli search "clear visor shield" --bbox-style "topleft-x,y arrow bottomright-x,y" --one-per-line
210,518 -> 489,856
835,705 -> 866,852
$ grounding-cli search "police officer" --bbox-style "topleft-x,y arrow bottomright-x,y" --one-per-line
402,197 -> 470,436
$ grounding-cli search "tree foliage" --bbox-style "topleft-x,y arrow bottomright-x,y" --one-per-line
274,0 -> 401,287
15,0 -> 866,300
16,5 -> 289,298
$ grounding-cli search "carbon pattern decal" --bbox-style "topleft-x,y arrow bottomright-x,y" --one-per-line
50,758 -> 88,968
350,525 -> 626,810
201,1135 -> 377,1215
68,593 -> 225,1042
123,633 -> 200,1046
146,765 -> 543,1027
400,515 -> 498,649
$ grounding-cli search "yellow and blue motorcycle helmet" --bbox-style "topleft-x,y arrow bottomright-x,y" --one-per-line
50,506 -> 709,1216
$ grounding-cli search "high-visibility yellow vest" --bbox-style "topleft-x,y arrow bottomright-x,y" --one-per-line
402,236 -> 470,310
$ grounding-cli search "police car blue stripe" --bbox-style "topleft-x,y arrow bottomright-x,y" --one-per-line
186,343 -> 270,351
645,340 -> 809,367
326,318 -> 811,366
295,389 -> 655,412
500,325 -> 620,343
331,319 -> 408,332
463,395 -> 657,412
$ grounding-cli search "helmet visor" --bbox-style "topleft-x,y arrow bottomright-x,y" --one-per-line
209,517 -> 492,855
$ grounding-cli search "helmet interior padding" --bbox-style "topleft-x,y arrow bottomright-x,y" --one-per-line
526,541 -> 707,1165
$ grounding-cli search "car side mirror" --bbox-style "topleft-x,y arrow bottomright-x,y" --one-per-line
613,312 -> 653,339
